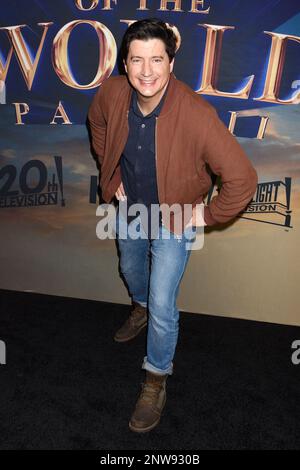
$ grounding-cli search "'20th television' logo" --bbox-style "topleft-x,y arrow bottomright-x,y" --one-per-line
0,156 -> 65,208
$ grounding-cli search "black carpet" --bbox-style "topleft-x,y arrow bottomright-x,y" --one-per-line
0,288 -> 299,450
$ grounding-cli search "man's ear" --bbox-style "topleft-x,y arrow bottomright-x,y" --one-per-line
123,60 -> 128,73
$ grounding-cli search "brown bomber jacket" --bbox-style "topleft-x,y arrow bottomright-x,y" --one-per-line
88,72 -> 258,230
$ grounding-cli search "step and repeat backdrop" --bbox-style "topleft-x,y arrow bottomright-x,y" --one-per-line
0,0 -> 299,325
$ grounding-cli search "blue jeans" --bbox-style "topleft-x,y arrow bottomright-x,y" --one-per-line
116,210 -> 196,376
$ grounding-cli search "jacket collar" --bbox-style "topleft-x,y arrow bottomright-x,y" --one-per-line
160,72 -> 179,117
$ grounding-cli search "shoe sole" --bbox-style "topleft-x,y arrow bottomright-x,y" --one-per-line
128,417 -> 160,433
114,322 -> 147,343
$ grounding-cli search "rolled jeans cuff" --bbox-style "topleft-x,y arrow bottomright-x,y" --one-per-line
133,300 -> 147,308
142,356 -> 173,376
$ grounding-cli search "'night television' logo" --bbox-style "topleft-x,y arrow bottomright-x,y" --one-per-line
0,156 -> 65,208
207,177 -> 292,228
243,177 -> 292,227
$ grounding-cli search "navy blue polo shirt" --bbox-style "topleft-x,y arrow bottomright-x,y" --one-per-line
120,87 -> 167,236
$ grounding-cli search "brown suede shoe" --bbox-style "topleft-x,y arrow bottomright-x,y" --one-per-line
129,371 -> 167,433
114,302 -> 147,342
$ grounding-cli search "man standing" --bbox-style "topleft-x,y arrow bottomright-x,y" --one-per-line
88,18 -> 257,433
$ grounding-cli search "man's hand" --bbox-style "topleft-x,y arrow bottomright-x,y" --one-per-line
115,182 -> 127,201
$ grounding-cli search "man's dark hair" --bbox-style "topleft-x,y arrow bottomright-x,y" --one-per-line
120,18 -> 177,63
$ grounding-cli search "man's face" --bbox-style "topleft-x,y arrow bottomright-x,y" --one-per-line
124,38 -> 174,104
